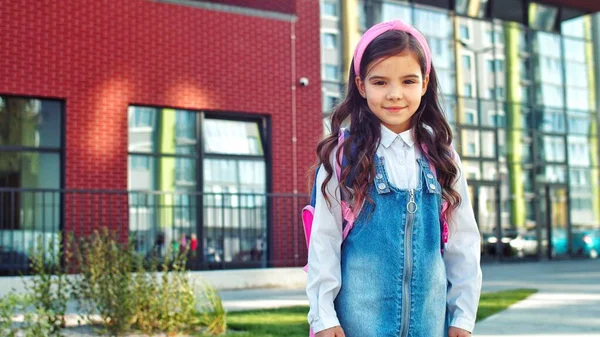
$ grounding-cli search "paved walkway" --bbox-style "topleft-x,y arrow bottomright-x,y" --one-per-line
219,259 -> 600,336
476,259 -> 600,336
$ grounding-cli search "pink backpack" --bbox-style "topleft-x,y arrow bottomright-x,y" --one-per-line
302,128 -> 450,336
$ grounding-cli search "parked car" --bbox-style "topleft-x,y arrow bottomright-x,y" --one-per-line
509,229 -> 568,258
578,229 -> 600,259
0,249 -> 31,275
482,229 -> 519,257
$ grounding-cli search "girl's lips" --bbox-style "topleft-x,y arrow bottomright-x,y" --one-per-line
384,107 -> 406,112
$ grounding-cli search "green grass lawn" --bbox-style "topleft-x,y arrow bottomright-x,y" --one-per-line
197,288 -> 537,337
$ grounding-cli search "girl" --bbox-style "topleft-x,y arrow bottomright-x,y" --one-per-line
306,19 -> 482,337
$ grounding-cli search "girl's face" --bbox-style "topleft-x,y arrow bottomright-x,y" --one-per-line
355,52 -> 429,134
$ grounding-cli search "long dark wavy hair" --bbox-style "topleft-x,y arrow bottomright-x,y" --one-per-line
314,30 -> 461,219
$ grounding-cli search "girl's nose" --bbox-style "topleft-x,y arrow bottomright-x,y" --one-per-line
386,89 -> 402,100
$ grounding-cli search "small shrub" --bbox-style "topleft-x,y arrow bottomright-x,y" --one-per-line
71,228 -> 137,336
134,247 -> 197,335
0,293 -> 53,337
27,234 -> 71,336
197,281 -> 227,336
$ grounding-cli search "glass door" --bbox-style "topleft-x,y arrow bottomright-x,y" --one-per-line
469,184 -> 502,260
545,186 -> 569,259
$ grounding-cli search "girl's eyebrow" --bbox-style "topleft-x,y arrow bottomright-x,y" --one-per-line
368,74 -> 421,80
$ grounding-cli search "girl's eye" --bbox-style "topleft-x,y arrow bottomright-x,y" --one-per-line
404,80 -> 416,84
373,81 -> 386,85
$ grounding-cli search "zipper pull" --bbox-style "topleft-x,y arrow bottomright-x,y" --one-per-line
407,189 -> 417,214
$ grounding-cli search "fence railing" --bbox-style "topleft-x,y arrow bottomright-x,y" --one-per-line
0,188 -> 310,275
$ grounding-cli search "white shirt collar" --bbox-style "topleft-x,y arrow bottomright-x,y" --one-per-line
380,125 -> 415,149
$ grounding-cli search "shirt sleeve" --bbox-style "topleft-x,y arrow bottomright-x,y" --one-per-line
444,150 -> 483,333
305,152 -> 344,333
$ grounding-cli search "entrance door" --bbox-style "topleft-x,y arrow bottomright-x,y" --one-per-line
538,185 -> 569,259
469,184 -> 501,259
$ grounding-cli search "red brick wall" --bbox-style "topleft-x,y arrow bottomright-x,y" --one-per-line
0,0 -> 322,264
201,0 -> 296,14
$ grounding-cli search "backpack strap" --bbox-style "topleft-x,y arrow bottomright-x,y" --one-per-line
336,129 -> 357,241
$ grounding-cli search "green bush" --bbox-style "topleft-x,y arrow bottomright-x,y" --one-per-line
71,229 -> 138,335
0,293 -> 53,337
23,229 -> 226,336
27,234 -> 71,336
133,247 -> 197,335
197,281 -> 227,336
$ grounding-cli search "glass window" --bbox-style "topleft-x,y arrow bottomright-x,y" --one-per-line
535,108 -> 565,133
204,119 -> 264,155
567,135 -> 591,167
128,107 -> 197,155
483,162 -> 497,180
465,111 -> 476,125
414,7 -> 454,94
358,0 -> 367,30
322,1 -> 338,17
323,64 -> 339,81
443,95 -> 457,125
0,96 -> 62,268
464,84 -> 473,97
497,129 -> 507,160
322,33 -> 337,49
322,94 -> 338,112
528,3 -> 558,31
461,129 -> 480,157
569,167 -> 598,226
481,131 -> 496,158
486,111 -> 505,128
564,62 -> 587,88
561,16 -> 586,39
536,84 -> 564,108
462,55 -> 472,69
381,2 -> 411,24
566,88 -> 590,111
463,160 -> 481,180
538,135 -> 565,163
497,87 -> 505,99
563,38 -> 586,63
495,60 -> 505,72
567,111 -> 592,136
455,0 -> 489,18
536,165 -> 566,183
534,32 -> 561,58
0,97 -> 62,148
127,107 -> 269,268
459,24 -> 470,40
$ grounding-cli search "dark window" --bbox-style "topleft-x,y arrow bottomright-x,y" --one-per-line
0,96 -> 62,270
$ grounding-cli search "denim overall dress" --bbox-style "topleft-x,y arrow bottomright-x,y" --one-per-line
334,154 -> 447,337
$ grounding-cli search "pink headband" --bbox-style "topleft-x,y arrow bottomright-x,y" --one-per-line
353,19 -> 431,76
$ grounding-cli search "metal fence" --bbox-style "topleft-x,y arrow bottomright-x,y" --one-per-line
0,188 -> 310,275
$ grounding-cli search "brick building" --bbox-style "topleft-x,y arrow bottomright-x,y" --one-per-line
0,0 -> 322,272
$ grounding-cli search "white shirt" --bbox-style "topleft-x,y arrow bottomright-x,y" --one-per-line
306,125 -> 482,334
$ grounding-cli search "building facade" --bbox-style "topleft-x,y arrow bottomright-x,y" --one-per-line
319,0 -> 600,261
0,0 -> 322,273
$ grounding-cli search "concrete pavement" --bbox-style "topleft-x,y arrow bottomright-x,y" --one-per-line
219,259 -> 600,336
476,259 -> 600,336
